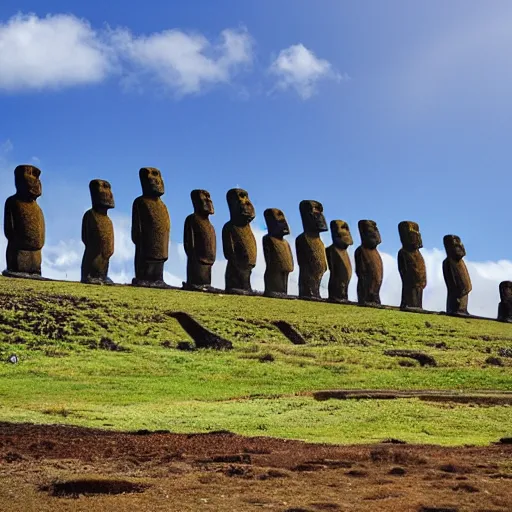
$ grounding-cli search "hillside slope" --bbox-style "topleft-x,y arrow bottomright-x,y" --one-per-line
0,276 -> 510,445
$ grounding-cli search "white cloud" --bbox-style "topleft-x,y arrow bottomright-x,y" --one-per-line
111,26 -> 253,96
0,13 -> 340,98
269,43 -> 345,99
0,12 -> 253,96
0,13 -> 114,91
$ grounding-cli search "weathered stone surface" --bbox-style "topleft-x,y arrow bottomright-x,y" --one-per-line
222,188 -> 256,292
273,320 -> 307,345
326,220 -> 353,302
296,200 -> 328,299
397,221 -> 426,310
81,179 -> 115,285
131,168 -> 171,288
168,311 -> 233,350
497,281 -> 512,322
183,189 -> 216,290
263,208 -> 294,296
3,165 -> 45,278
355,220 -> 383,305
442,234 -> 472,315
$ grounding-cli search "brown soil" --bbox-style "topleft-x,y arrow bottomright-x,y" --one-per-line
0,423 -> 510,512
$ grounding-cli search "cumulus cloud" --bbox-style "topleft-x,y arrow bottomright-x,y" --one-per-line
110,26 -> 253,96
0,13 -> 114,91
0,12 -> 342,98
0,12 -> 253,95
269,43 -> 345,99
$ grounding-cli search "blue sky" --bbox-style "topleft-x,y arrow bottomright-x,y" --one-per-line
0,1 -> 511,316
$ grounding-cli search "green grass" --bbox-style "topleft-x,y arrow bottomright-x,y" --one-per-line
0,276 -> 511,445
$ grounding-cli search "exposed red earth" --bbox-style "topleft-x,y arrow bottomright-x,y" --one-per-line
1,423 -> 510,511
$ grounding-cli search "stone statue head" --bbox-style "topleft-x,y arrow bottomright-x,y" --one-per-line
90,179 -> 115,210
358,220 -> 381,249
14,165 -> 42,200
139,167 -> 164,197
499,281 -> 512,302
226,188 -> 255,225
398,221 -> 423,251
299,200 -> 328,234
330,220 -> 353,249
443,234 -> 466,261
264,208 -> 290,238
191,189 -> 214,216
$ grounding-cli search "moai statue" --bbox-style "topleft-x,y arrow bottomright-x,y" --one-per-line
222,188 -> 256,293
263,208 -> 294,297
295,200 -> 328,299
81,179 -> 115,285
442,234 -> 472,315
183,189 -> 216,291
131,167 -> 170,288
498,281 -> 512,323
397,221 -> 427,310
326,220 -> 353,302
3,165 -> 45,278
355,220 -> 383,305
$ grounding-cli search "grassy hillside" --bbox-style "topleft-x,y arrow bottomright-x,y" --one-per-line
0,276 -> 510,445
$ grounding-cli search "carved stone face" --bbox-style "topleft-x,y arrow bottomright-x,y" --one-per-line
140,167 -> 164,197
14,165 -> 42,200
399,221 -> 423,250
330,220 -> 353,249
358,220 -> 381,249
443,235 -> 466,261
191,189 -> 214,216
227,188 -> 255,225
264,208 -> 290,238
499,281 -> 512,301
90,179 -> 115,210
299,200 -> 328,233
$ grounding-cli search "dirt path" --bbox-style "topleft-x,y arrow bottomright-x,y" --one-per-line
0,423 -> 510,511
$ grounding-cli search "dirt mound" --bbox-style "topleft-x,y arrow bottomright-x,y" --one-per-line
0,423 -> 511,511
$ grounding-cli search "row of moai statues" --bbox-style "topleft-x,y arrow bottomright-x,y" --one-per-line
3,164 -> 512,322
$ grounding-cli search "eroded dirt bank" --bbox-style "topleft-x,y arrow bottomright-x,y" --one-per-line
0,423 -> 510,511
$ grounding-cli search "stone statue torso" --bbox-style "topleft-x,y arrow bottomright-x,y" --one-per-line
398,248 -> 426,288
223,222 -> 256,267
296,233 -> 327,276
5,195 -> 45,250
83,209 -> 114,259
263,235 -> 294,273
133,196 -> 170,260
355,246 -> 383,288
326,245 -> 352,283
443,258 -> 472,296
184,213 -> 216,265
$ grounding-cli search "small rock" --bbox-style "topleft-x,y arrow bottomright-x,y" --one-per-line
7,354 -> 18,364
